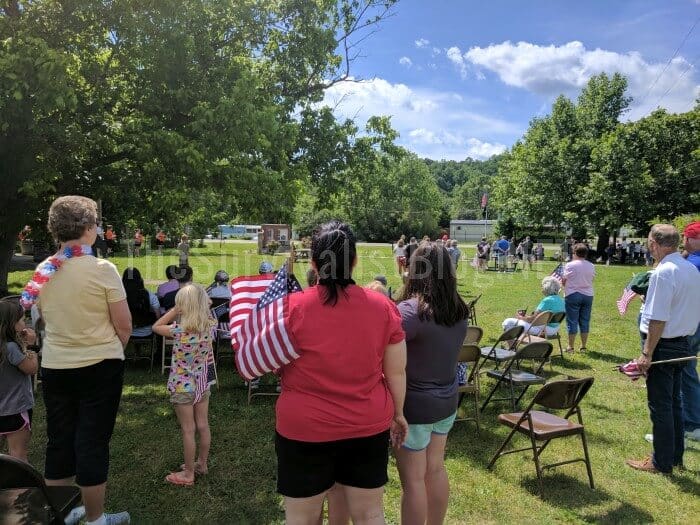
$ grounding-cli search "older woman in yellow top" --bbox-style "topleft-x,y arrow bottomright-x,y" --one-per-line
35,196 -> 132,525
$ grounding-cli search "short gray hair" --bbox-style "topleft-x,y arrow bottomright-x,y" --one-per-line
48,195 -> 97,243
649,224 -> 680,248
541,276 -> 561,296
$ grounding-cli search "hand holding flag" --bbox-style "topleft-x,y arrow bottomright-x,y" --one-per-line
234,264 -> 303,381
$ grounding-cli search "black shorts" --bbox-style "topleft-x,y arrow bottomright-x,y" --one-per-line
42,359 -> 124,487
275,430 -> 390,498
0,409 -> 32,434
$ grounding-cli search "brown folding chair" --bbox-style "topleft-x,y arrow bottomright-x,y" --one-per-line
487,376 -> 595,497
526,311 -> 566,358
247,374 -> 281,404
480,325 -> 524,367
0,453 -> 81,524
481,341 -> 553,412
464,326 -> 483,344
466,294 -> 482,326
518,311 -> 552,344
455,343 -> 481,431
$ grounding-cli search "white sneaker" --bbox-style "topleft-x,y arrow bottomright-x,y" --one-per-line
105,512 -> 131,525
685,429 -> 700,441
644,433 -> 653,443
64,506 -> 86,525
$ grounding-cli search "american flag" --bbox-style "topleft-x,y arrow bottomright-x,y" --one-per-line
233,264 -> 303,381
616,287 -> 638,315
550,263 -> 564,284
229,274 -> 276,349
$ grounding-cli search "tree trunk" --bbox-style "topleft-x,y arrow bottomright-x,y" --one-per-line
596,226 -> 609,260
0,235 -> 17,297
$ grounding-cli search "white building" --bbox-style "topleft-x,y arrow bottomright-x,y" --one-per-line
449,220 -> 496,242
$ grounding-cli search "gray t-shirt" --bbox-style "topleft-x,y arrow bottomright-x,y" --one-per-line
397,299 -> 468,424
0,342 -> 34,416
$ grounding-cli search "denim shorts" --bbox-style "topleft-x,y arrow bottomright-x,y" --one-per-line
403,412 -> 457,451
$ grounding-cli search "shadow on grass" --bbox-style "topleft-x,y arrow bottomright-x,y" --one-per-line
587,402 -> 623,414
672,471 -> 700,496
585,350 -> 633,365
519,474 -> 654,522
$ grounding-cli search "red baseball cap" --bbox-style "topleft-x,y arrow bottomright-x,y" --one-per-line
683,221 -> 700,239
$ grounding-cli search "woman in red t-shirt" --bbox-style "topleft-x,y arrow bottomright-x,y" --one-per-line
236,220 -> 408,524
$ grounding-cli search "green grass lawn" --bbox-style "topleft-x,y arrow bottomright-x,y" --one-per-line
7,242 -> 699,524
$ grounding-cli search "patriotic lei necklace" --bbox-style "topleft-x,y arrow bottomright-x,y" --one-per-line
20,244 -> 93,310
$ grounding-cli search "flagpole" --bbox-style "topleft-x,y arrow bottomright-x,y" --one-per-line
613,356 -> 698,371
288,244 -> 295,276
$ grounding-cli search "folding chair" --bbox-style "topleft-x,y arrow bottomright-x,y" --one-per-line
481,341 -> 553,412
211,301 -> 233,367
455,343 -> 482,431
247,374 -> 281,404
161,336 -> 175,375
127,334 -> 156,372
0,453 -> 81,524
480,325 -> 524,368
487,376 -> 595,497
526,312 -> 566,358
464,325 -> 483,344
518,311 -> 552,344
466,294 -> 482,326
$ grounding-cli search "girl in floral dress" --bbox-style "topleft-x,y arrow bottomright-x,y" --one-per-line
153,284 -> 215,486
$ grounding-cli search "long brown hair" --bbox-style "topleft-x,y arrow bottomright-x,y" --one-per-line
398,241 -> 469,326
0,299 -> 25,365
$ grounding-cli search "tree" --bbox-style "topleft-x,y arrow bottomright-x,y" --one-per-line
0,0 -> 397,293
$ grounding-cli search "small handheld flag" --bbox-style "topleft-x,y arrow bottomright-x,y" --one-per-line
550,263 -> 564,284
234,264 -> 303,381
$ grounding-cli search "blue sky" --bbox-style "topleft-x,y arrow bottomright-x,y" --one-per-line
320,0 -> 700,160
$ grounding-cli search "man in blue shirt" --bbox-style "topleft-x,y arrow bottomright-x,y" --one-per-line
494,236 -> 510,271
682,222 -> 700,442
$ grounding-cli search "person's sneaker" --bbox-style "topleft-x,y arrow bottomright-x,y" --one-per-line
685,428 -> 700,441
644,433 -> 653,443
64,506 -> 86,525
105,512 -> 131,525
625,456 -> 668,475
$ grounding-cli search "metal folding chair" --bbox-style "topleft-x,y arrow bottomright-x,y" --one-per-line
487,376 -> 595,497
480,325 -> 525,368
455,343 -> 482,431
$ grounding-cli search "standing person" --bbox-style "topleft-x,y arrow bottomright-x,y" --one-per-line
405,237 -> 418,265
680,222 -> 700,442
562,243 -> 595,352
508,237 -> 517,264
104,225 -> 116,257
177,235 -> 190,267
447,240 -> 461,270
22,196 -> 131,525
394,239 -> 407,276
620,237 -> 628,264
155,229 -> 166,256
235,220 -> 408,524
133,229 -> 144,257
522,235 -> 534,269
535,241 -> 544,261
153,284 -> 215,486
0,300 -> 38,461
494,235 -> 509,271
476,237 -> 490,271
94,221 -> 105,258
395,242 -> 469,525
627,224 -> 700,474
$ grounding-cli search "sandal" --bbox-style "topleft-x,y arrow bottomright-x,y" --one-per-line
165,471 -> 194,486
565,347 -> 575,353
579,347 -> 587,352
180,463 -> 207,475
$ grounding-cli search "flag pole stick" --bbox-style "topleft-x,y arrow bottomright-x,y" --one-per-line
288,243 -> 295,276
612,355 -> 697,370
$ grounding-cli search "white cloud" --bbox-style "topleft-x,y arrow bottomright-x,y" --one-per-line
463,40 -> 699,119
318,78 -> 518,160
432,47 -> 442,56
415,38 -> 430,48
446,46 -> 467,78
399,56 -> 412,68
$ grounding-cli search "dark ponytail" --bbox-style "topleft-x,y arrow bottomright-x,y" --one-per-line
311,220 -> 357,306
